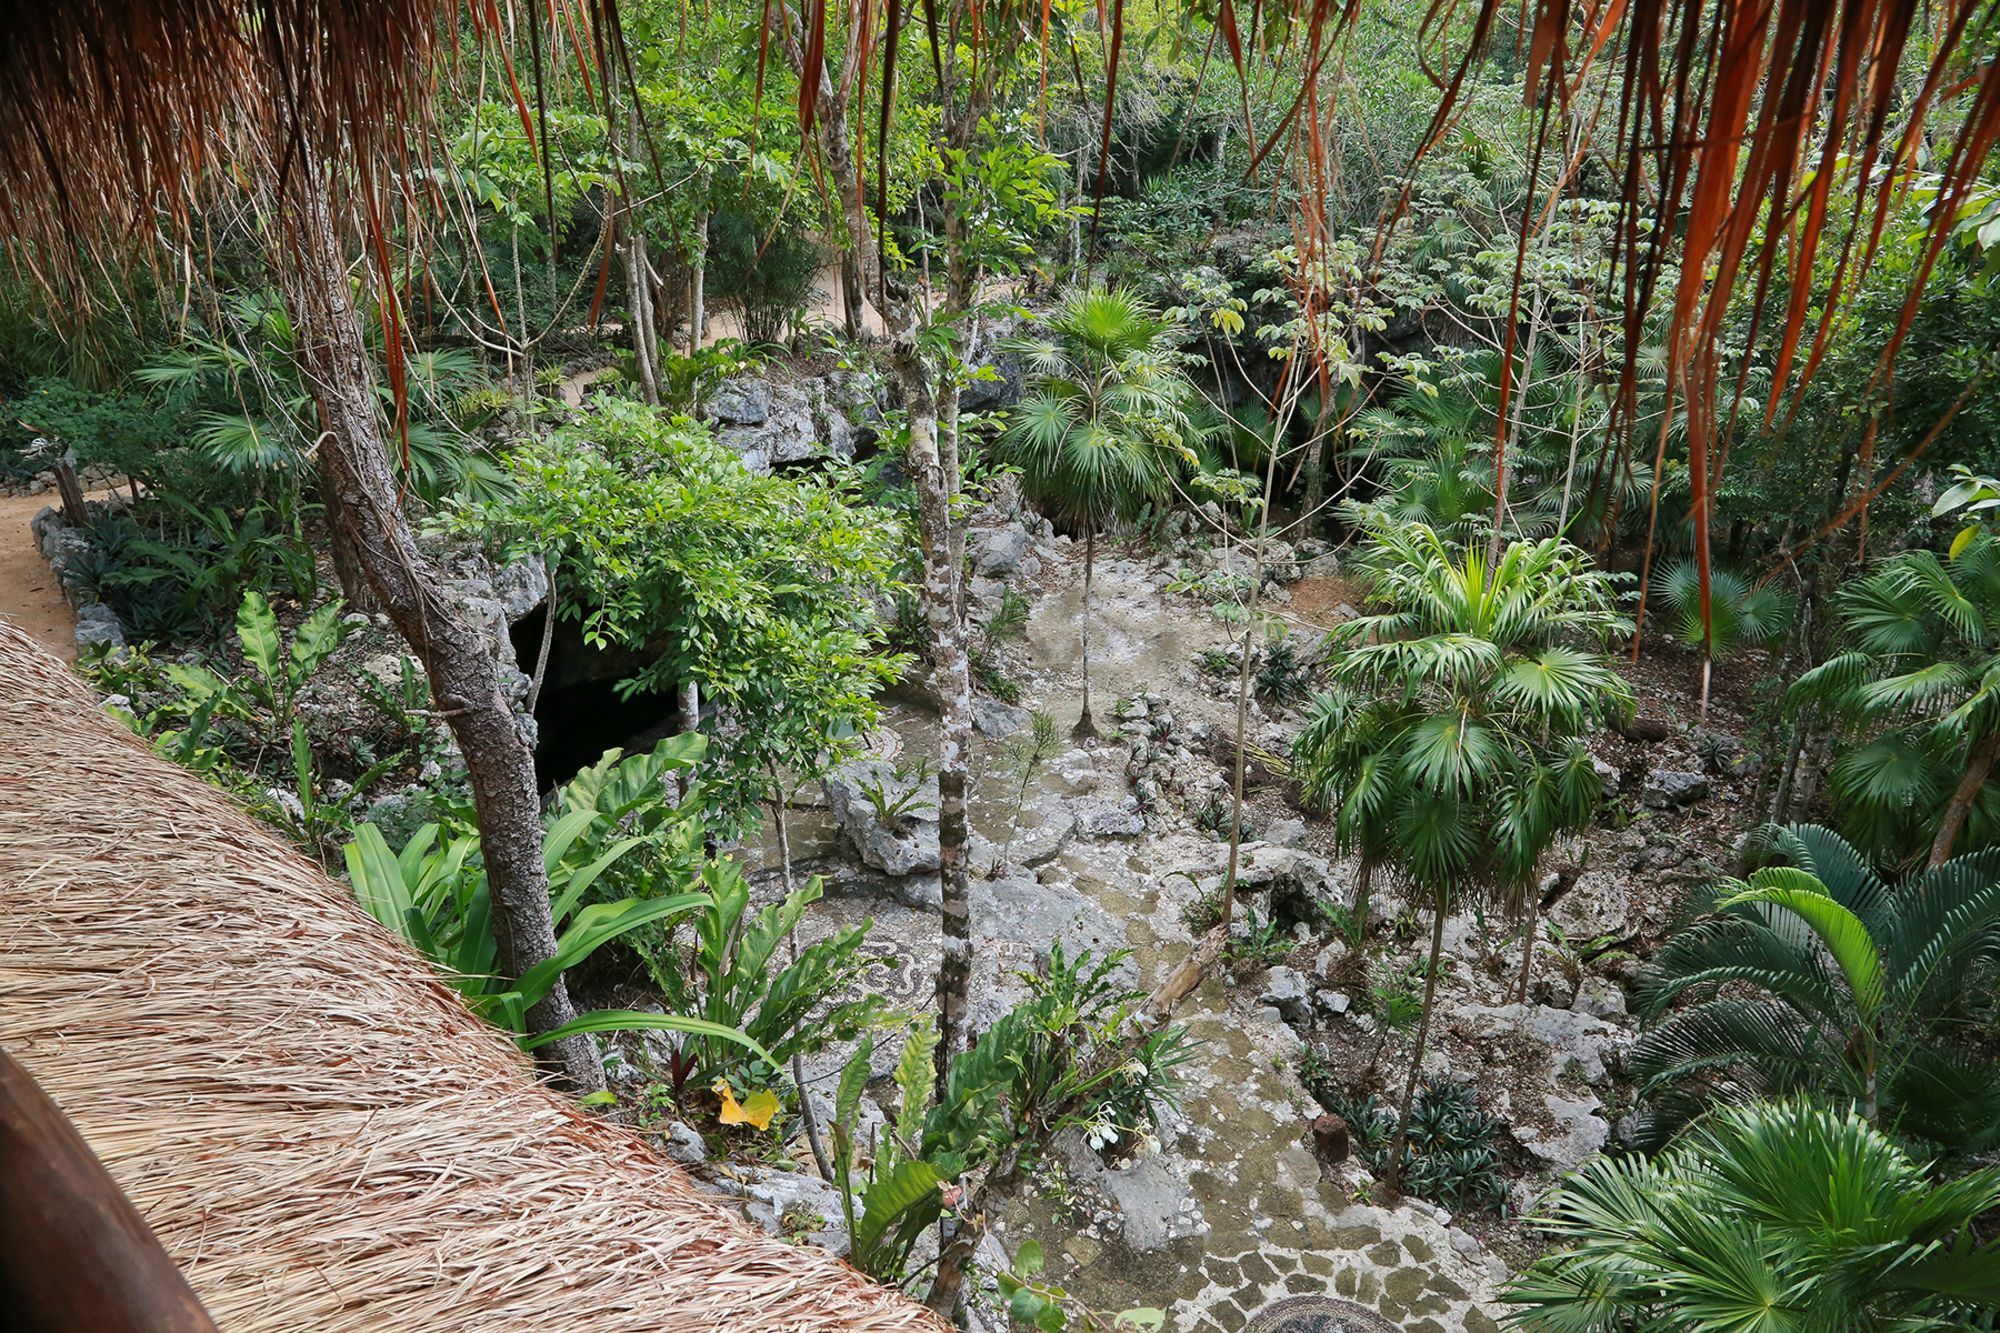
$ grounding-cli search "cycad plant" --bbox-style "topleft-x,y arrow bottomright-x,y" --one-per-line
1791,532 -> 2000,868
1003,285 -> 1191,736
1293,514 -> 1631,1193
1507,1098 -> 2000,1331
1631,823 -> 2000,1150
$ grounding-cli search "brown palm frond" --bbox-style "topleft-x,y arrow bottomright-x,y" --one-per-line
0,621 -> 946,1330
1407,0 -> 1999,656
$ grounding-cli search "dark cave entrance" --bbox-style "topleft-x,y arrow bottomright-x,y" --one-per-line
510,606 -> 684,793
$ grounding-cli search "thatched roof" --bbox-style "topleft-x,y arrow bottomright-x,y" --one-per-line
0,0 -> 439,281
0,622 -> 945,1332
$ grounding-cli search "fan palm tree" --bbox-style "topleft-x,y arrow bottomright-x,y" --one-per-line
1003,286 -> 1191,736
1631,824 -> 2000,1150
1507,1097 -> 2000,1331
1652,560 -> 1792,660
1293,514 -> 1631,1193
1791,533 -> 2000,869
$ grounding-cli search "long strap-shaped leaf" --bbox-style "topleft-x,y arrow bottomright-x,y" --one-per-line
1720,872 -> 1889,1021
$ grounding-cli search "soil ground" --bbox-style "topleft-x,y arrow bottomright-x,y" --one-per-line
0,492 -> 77,662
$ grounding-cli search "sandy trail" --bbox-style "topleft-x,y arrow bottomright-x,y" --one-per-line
0,492 -> 76,664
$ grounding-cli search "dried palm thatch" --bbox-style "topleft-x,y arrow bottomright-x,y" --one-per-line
0,0 -> 440,287
0,622 -> 945,1333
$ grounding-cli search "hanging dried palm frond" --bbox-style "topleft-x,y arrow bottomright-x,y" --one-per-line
1420,1 -> 2000,660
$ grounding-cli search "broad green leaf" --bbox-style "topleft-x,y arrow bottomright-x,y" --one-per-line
519,1009 -> 772,1063
236,590 -> 282,685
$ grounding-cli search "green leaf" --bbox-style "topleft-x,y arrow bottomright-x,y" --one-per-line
1014,1238 -> 1045,1278
853,1158 -> 942,1269
236,589 -> 282,685
1720,873 -> 1889,1019
513,894 -> 709,1009
519,1009 -> 772,1063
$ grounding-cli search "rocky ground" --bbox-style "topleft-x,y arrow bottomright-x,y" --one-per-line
642,500 -> 1765,1330
16,396 -> 1766,1329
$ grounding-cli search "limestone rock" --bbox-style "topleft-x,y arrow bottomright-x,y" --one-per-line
1642,768 -> 1710,808
823,759 -> 940,876
972,694 -> 1031,738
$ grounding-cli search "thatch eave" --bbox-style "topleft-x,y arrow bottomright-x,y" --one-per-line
0,623 -> 946,1331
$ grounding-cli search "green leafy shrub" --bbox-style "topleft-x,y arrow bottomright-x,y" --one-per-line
342,735 -> 765,1064
647,858 -> 885,1092
830,947 -> 1197,1284
457,399 -> 909,834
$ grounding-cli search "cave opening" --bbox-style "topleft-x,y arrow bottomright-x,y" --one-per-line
510,605 -> 685,794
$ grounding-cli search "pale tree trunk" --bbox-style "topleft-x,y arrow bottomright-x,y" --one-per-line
616,82 -> 660,405
798,18 -> 978,1089
688,200 -> 708,353
278,171 -> 599,1093
1931,726 -> 2000,868
901,367 -> 976,1086
1384,903 -> 1448,1198
768,778 -> 834,1181
1076,528 -> 1098,738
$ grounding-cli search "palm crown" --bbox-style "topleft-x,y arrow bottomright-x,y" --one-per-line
1631,823 -> 2000,1151
1507,1097 -> 2000,1331
1791,532 -> 2000,866
1001,285 -> 1190,530
1295,515 -> 1633,900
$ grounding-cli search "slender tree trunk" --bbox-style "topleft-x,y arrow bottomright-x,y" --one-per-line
770,786 -> 834,1181
1384,903 -> 1448,1199
688,204 -> 708,353
1931,726 -> 2000,868
1514,875 -> 1542,1005
278,171 -> 599,1092
840,250 -> 865,338
1076,528 -> 1098,738
1352,853 -> 1374,940
900,365 -> 976,1088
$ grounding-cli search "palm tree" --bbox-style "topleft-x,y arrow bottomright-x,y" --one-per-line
1652,560 -> 1792,660
1507,1098 -> 2000,1330
1631,823 -> 2000,1150
1791,533 -> 2000,868
1293,514 -> 1630,1193
1003,286 -> 1190,737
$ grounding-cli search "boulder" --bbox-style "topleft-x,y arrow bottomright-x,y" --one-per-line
1072,795 -> 1146,839
1641,768 -> 1710,809
729,1166 -> 850,1255
1515,1094 -> 1611,1173
970,523 -> 1034,577
971,695 -> 1031,738
73,601 -> 124,651
708,377 -> 859,471
1263,817 -> 1307,848
823,759 -> 940,876
493,555 -> 550,622
704,375 -> 772,425
1550,869 -> 1637,939
1259,965 -> 1313,1027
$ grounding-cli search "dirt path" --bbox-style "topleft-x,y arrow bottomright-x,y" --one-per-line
0,493 -> 76,664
